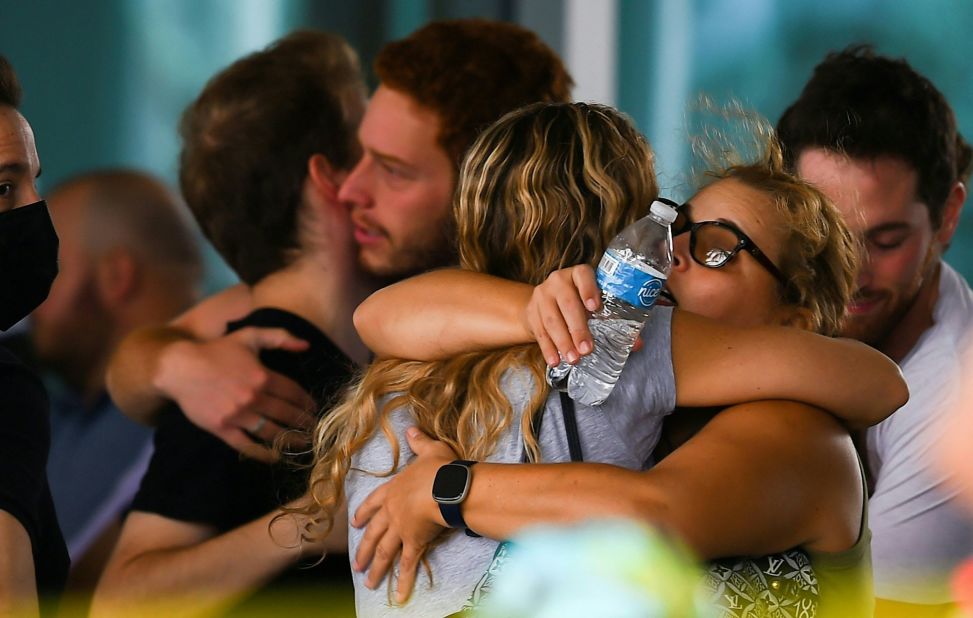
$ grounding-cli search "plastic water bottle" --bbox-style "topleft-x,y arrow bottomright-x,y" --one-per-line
547,198 -> 677,406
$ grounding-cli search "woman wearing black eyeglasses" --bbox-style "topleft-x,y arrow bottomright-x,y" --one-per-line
344,135 -> 896,617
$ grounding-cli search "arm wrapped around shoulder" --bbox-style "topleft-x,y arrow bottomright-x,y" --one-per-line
669,309 -> 908,429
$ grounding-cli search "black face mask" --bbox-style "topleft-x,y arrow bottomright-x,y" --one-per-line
0,200 -> 59,331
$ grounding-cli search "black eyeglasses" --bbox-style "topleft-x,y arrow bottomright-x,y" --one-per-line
672,203 -> 787,286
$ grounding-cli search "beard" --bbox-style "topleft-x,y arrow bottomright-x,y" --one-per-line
358,218 -> 458,282
841,292 -> 913,347
840,244 -> 939,349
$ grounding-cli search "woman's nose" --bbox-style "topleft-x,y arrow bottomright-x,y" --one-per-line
670,232 -> 690,272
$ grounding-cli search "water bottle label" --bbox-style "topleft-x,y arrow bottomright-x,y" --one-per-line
596,249 -> 666,309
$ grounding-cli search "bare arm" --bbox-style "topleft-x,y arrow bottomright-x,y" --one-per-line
106,325 -> 200,423
106,285 -> 316,461
90,502 -> 345,618
354,269 -> 533,360
353,404 -> 864,599
670,311 -> 908,429
354,268 -> 907,428
0,511 -> 38,618
461,402 -> 862,556
106,283 -> 255,422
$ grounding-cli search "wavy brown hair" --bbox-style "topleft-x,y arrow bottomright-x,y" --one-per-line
302,102 -> 658,547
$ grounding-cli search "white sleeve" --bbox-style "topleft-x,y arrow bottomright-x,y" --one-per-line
867,330 -> 973,603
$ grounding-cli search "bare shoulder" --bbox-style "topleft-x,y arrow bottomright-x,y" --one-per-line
697,401 -> 864,552
703,400 -> 852,446
172,283 -> 253,339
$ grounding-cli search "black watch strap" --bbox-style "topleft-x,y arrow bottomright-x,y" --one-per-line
439,502 -> 469,530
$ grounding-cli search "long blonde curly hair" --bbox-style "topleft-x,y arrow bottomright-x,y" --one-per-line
301,102 -> 658,544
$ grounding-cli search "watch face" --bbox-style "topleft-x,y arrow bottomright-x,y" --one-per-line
433,463 -> 471,504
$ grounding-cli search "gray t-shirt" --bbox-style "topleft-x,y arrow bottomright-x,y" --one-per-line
345,307 -> 676,617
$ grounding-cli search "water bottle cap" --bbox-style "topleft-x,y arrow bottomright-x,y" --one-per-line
649,199 -> 678,224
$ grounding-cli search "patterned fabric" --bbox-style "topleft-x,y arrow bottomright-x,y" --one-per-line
460,543 -> 819,617
462,542 -> 513,612
702,549 -> 819,618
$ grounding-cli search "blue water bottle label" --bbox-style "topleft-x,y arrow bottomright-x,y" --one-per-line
596,249 -> 666,309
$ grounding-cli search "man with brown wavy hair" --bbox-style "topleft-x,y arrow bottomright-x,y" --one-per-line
778,45 -> 973,617
106,20 -> 572,459
340,19 -> 572,279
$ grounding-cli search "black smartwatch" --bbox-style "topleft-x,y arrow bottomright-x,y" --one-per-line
432,460 -> 478,534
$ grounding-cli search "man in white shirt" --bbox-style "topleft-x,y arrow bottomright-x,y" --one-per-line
778,44 -> 973,617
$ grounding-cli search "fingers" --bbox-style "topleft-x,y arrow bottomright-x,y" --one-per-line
537,297 -> 580,364
354,508 -> 388,574
238,411 -> 287,444
235,326 -> 310,354
573,265 -> 602,313
261,371 -> 317,418
221,428 -> 277,464
353,483 -> 388,529
554,286 -> 593,357
395,543 -> 424,604
365,528 -> 403,590
253,385 -> 316,432
404,427 -> 432,455
405,427 -> 458,460
529,304 -> 562,367
527,266 -> 602,366
528,283 -> 574,367
242,372 -> 316,450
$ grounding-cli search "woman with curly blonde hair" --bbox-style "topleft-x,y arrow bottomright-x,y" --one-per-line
309,102 -> 904,617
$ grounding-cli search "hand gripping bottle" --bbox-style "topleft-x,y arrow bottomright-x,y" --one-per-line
547,198 -> 677,406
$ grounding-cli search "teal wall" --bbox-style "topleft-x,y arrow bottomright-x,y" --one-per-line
3,0 -> 972,282
616,0 -> 973,275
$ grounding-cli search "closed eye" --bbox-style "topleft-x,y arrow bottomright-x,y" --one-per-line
870,237 -> 907,251
866,224 -> 911,251
377,158 -> 414,181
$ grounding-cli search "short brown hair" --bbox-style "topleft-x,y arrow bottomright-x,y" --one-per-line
0,56 -> 22,108
375,19 -> 573,167
778,45 -> 972,229
179,31 -> 365,285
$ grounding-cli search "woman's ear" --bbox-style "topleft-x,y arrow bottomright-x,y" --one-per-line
307,153 -> 341,203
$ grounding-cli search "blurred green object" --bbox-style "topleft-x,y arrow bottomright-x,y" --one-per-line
475,519 -> 712,618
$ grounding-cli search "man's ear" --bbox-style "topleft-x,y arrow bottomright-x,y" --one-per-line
307,154 -> 341,203
778,306 -> 815,332
95,248 -> 138,308
937,181 -> 966,246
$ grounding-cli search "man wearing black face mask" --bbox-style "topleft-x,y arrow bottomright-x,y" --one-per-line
0,55 -> 70,615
